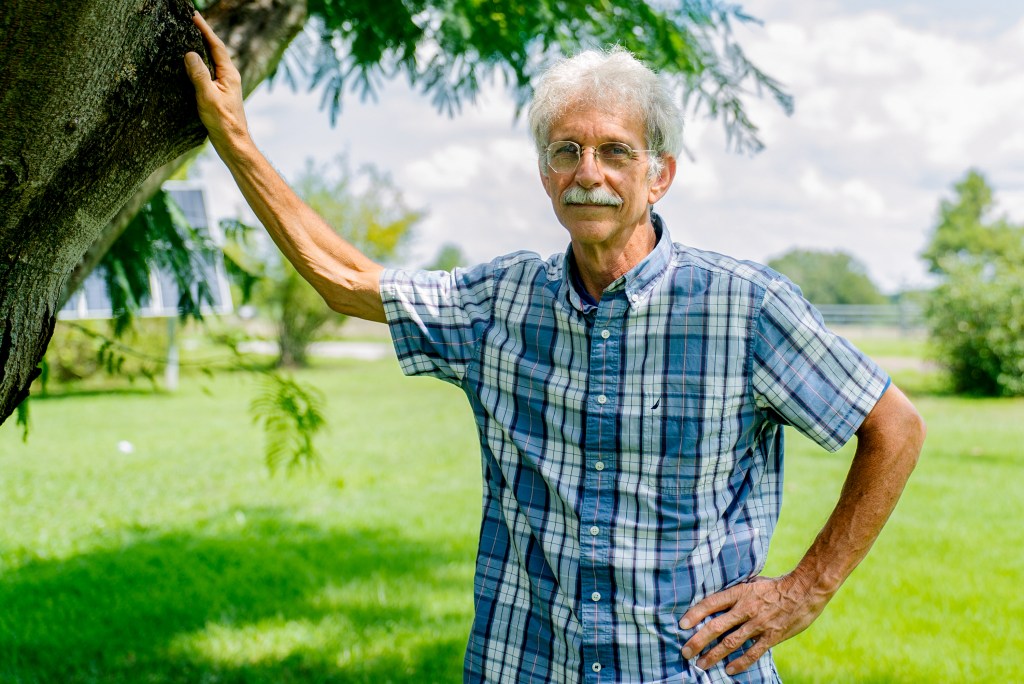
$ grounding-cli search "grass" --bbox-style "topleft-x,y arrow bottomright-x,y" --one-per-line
2,345 -> 1023,682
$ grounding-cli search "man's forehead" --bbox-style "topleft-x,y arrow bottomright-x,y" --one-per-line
548,100 -> 645,143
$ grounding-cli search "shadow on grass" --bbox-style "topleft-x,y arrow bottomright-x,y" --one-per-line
0,509 -> 469,683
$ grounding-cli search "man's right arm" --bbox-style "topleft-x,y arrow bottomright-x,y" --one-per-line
183,12 -> 385,323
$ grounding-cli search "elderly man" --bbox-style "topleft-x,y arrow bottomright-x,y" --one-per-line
185,12 -> 925,684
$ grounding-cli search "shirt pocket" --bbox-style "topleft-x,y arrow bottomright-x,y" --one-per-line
640,390 -> 700,494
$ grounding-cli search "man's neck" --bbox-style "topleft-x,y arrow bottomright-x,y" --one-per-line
571,222 -> 657,301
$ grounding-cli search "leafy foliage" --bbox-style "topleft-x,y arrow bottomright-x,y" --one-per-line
14,400 -> 29,443
275,0 -> 792,153
921,170 -> 1023,276
926,262 -> 1024,396
767,249 -> 887,305
923,170 -> 1024,396
250,372 -> 327,472
425,242 -> 468,271
98,190 -> 220,336
44,321 -> 165,387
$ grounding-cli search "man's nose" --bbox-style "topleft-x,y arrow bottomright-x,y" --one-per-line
574,147 -> 604,187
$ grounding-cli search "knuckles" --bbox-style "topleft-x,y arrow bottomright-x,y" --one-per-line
721,633 -> 746,651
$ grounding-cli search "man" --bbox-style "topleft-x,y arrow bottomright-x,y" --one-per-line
185,12 -> 925,683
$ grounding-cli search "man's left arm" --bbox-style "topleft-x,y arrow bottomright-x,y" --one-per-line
679,383 -> 926,675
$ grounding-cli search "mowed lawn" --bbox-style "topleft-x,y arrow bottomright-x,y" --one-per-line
1,350 -> 1022,682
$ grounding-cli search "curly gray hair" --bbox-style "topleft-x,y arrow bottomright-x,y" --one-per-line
528,47 -> 683,180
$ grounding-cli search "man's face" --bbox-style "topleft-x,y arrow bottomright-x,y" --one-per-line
539,102 -> 675,252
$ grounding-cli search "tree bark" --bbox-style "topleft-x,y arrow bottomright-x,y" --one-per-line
0,0 -> 306,425
58,0 -> 307,308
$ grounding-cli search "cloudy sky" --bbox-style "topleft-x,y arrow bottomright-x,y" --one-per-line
193,0 -> 1024,293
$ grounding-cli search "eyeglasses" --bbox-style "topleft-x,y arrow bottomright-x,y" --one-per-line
543,140 -> 653,175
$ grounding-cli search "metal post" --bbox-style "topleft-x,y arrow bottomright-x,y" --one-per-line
165,316 -> 179,391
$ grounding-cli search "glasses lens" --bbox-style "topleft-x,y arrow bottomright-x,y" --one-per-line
596,142 -> 635,168
547,142 -> 580,173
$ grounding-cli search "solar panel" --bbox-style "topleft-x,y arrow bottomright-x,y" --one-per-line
59,181 -> 234,320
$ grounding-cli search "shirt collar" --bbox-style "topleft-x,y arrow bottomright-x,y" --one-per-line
561,212 -> 673,313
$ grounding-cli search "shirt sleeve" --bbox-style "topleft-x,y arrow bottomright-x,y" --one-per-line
379,261 -> 499,385
751,277 -> 890,452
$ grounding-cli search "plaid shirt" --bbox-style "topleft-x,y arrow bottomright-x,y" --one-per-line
381,217 -> 888,683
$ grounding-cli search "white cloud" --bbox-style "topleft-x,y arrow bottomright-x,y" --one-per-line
402,145 -> 484,191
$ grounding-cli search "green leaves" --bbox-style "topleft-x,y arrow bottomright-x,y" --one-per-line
767,249 -> 886,305
922,169 -> 1023,276
276,0 -> 791,152
250,372 -> 327,473
924,171 -> 1024,396
99,190 -> 220,337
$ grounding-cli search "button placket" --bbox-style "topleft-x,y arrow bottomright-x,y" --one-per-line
581,296 -> 627,683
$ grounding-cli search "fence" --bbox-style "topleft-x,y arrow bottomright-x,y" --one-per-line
814,304 -> 924,331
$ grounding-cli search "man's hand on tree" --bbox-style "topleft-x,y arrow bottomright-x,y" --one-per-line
679,573 -> 831,675
183,12 -> 250,151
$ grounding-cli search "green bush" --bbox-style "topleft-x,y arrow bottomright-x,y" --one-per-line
925,261 -> 1024,396
923,170 -> 1024,396
43,320 -> 168,389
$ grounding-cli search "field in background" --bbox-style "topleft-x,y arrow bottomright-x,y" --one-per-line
1,332 -> 1021,682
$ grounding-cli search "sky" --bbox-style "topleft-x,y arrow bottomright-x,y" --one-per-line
192,0 -> 1024,294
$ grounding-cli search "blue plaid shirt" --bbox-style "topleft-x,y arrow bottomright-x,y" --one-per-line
381,217 -> 889,683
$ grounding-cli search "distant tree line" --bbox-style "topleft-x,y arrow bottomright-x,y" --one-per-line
769,169 -> 1023,397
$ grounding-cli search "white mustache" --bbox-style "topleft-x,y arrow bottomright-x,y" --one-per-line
561,185 -> 623,207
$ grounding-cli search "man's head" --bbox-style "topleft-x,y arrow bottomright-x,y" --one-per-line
529,49 -> 682,257
528,48 -> 683,181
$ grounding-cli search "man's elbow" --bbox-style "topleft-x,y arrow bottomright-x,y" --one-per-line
860,384 -> 927,466
902,404 -> 927,466
889,390 -> 927,468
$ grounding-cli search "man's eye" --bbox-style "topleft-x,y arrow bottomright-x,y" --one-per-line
553,143 -> 579,156
601,143 -> 632,159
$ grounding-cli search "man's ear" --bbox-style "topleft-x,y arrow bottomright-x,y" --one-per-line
647,155 -> 677,205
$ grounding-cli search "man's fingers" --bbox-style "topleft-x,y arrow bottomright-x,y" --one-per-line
680,604 -> 747,660
191,12 -> 232,69
695,621 -> 758,671
679,585 -> 738,630
721,637 -> 772,676
183,52 -> 209,87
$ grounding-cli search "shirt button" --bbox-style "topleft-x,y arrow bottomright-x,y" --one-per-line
631,293 -> 640,303
597,394 -> 607,405
600,329 -> 610,339
592,663 -> 602,673
591,592 -> 601,602
590,525 -> 600,535
595,461 -> 605,471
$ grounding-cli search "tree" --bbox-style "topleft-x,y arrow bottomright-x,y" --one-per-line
425,243 -> 469,272
232,158 -> 421,367
1,0 -> 792,425
921,170 -> 1023,276
767,249 -> 887,305
923,170 -> 1024,396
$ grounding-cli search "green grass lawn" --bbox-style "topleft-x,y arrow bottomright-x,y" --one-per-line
1,354 -> 1022,682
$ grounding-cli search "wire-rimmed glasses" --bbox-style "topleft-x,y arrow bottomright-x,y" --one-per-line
543,140 -> 654,175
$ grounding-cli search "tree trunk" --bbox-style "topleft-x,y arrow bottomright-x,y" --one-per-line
0,0 -> 306,425
59,0 -> 307,308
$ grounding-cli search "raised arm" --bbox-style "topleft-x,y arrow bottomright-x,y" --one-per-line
183,12 -> 385,323
679,383 -> 926,675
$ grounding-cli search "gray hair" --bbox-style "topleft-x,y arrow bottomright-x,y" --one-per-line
528,47 -> 683,180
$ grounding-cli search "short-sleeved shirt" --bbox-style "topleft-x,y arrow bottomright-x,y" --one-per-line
380,216 -> 889,684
